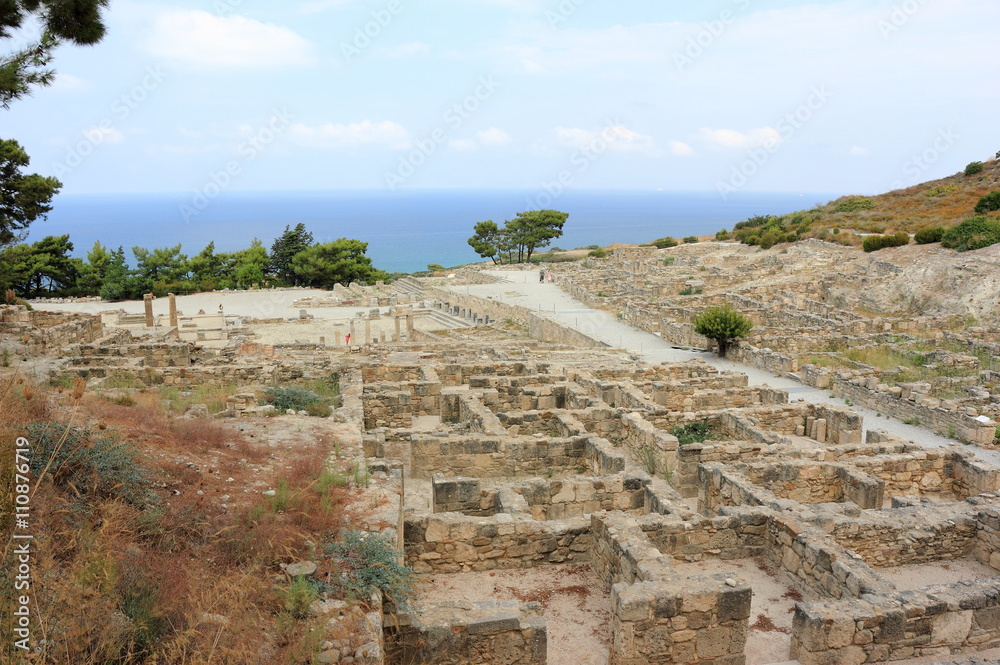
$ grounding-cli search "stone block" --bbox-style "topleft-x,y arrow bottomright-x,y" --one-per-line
695,627 -> 731,659
717,587 -> 752,622
931,610 -> 973,644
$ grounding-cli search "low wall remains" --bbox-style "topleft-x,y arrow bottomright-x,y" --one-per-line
394,600 -> 546,665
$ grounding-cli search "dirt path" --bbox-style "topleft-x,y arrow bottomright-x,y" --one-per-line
457,270 -> 1000,466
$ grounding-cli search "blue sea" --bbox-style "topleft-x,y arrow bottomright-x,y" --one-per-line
28,189 -> 840,274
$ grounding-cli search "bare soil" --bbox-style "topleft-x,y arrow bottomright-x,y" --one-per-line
416,564 -> 611,665
877,556 -> 999,592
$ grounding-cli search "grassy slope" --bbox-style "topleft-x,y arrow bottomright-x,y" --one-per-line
717,158 -> 1000,245
819,158 -> 1000,233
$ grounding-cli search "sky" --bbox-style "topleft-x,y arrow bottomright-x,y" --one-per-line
5,0 -> 999,198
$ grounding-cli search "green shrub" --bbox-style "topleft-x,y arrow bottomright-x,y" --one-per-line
282,575 -> 319,619
683,236 -> 699,244
648,236 -> 678,249
588,248 -> 608,258
27,422 -> 150,505
678,286 -> 702,296
834,197 -> 875,213
265,386 -> 325,412
670,421 -> 713,446
324,530 -> 416,611
965,161 -> 984,176
914,227 -> 945,244
759,231 -> 778,250
265,385 -> 337,416
974,190 -> 1000,214
715,229 -> 731,240
927,184 -> 957,197
693,304 -> 753,357
662,257 -> 675,266
862,232 -> 910,252
941,216 -> 1000,252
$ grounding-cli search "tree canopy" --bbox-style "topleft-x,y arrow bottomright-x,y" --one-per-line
0,234 -> 77,297
467,210 -> 568,264
0,138 -> 61,246
291,238 -> 388,289
467,220 -> 503,264
693,305 -> 754,358
1,0 -> 109,109
270,223 -> 314,285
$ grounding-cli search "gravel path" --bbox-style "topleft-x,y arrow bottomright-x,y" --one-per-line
455,269 -> 1000,466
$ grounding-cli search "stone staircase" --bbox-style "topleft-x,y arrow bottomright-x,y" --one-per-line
391,277 -> 425,298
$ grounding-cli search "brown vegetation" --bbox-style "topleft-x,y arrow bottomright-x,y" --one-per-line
1,370 -> 357,665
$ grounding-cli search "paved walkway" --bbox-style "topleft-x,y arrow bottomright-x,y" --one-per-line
450,268 -> 1000,466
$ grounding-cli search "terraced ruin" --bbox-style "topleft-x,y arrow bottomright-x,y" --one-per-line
6,240 -> 1000,665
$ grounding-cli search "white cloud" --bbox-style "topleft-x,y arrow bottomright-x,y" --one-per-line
289,120 -> 410,149
849,145 -> 870,157
50,73 -> 92,92
477,128 -> 510,146
381,42 -> 430,59
83,125 -> 125,145
669,140 -> 694,157
556,126 -> 657,154
449,139 -> 479,151
299,0 -> 354,13
698,127 -> 783,150
145,11 -> 316,68
155,143 -> 222,155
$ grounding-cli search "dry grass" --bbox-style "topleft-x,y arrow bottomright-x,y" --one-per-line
0,371 -> 358,665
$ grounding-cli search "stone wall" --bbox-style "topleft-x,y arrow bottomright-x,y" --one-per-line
791,579 -> 1000,664
589,512 -> 754,665
0,306 -> 103,355
526,311 -> 609,349
741,462 -> 884,509
403,512 -> 591,573
698,463 -> 883,515
765,515 -> 886,601
727,341 -> 799,375
394,600 -> 546,665
63,363 -> 281,387
363,388 -> 414,429
616,412 -> 679,478
829,505 -> 980,568
717,403 -> 863,445
409,434 -> 625,480
802,367 -> 998,447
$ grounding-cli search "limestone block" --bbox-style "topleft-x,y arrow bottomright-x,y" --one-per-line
931,610 -> 973,644
425,518 -> 450,543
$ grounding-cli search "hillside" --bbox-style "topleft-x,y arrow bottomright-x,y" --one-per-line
716,156 -> 1000,246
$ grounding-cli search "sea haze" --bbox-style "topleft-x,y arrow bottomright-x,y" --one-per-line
30,189 -> 841,274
